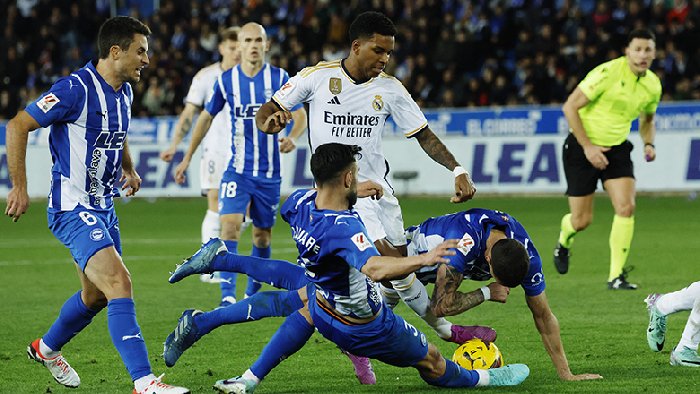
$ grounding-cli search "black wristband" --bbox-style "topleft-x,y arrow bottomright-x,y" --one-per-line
644,143 -> 655,149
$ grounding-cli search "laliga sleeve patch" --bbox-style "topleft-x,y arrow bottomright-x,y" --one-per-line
276,81 -> 295,98
37,93 -> 60,113
457,233 -> 475,256
351,232 -> 372,251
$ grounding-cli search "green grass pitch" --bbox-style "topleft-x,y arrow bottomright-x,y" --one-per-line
1,195 -> 699,393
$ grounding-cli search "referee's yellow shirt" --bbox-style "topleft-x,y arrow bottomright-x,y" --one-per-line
577,56 -> 662,146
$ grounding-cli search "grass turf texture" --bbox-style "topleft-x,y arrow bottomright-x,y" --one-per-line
1,195 -> 699,393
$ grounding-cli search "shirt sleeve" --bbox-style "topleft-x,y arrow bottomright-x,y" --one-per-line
204,77 -> 226,117
386,79 -> 428,138
25,77 -> 82,127
578,62 -> 615,102
326,219 -> 381,272
272,68 -> 315,111
642,80 -> 662,114
521,252 -> 546,297
184,68 -> 209,107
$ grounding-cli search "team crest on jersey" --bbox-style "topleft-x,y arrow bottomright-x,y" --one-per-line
329,77 -> 342,95
37,93 -> 60,113
457,233 -> 475,256
351,232 -> 372,251
372,95 -> 384,111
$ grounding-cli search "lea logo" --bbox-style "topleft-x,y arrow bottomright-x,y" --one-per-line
351,232 -> 372,251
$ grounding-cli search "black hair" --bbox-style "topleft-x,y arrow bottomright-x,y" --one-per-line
490,238 -> 530,288
98,16 -> 151,59
310,143 -> 362,186
627,28 -> 655,45
348,11 -> 397,42
220,26 -> 240,42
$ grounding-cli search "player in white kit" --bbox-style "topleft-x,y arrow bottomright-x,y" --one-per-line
161,27 -> 240,258
255,11 -> 481,345
646,281 -> 700,367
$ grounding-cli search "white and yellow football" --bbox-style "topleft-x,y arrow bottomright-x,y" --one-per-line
452,338 -> 504,370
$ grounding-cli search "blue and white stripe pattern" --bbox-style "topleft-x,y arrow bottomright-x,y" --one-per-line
206,63 -> 289,180
26,61 -> 132,212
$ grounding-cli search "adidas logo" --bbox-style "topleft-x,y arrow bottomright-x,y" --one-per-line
327,96 -> 341,105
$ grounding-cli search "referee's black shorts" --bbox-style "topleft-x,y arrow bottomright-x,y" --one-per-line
562,133 -> 635,196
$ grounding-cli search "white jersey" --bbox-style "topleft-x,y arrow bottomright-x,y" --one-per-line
186,62 -> 232,159
272,59 -> 427,188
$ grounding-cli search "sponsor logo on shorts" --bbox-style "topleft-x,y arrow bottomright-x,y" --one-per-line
90,228 -> 105,241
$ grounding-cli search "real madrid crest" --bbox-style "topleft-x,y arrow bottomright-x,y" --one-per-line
329,77 -> 342,95
372,95 -> 384,111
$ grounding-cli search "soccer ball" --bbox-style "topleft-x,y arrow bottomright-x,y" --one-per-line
452,338 -> 504,370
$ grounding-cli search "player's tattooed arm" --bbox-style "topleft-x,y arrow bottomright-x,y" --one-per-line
430,264 -> 484,317
414,127 -> 460,170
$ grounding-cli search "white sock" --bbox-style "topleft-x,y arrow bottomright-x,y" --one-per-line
475,369 -> 490,386
656,281 -> 700,316
390,274 -> 452,339
39,338 -> 59,358
243,368 -> 261,384
134,374 -> 157,392
379,284 -> 401,309
201,210 -> 220,243
678,296 -> 700,351
240,216 -> 252,234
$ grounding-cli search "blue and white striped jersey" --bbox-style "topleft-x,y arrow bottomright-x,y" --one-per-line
407,208 -> 546,297
206,63 -> 295,180
281,189 -> 383,319
25,61 -> 132,212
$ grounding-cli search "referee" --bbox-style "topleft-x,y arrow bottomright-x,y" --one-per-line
554,28 -> 661,290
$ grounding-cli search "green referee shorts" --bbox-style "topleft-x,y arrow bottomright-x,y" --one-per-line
562,133 -> 635,196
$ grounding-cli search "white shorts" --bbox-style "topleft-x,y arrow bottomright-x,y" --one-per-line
353,192 -> 406,246
199,145 -> 230,192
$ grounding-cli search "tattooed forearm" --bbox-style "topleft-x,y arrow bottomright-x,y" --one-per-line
415,127 -> 459,171
177,117 -> 193,139
431,265 -> 486,317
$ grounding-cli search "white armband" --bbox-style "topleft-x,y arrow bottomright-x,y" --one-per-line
453,166 -> 468,178
480,286 -> 491,301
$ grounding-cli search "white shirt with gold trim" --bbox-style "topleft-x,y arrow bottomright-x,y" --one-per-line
272,59 -> 427,189
186,62 -> 232,160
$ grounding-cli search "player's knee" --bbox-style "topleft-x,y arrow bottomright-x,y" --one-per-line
81,289 -> 108,310
615,202 -> 635,217
415,344 -> 445,379
252,228 -> 272,247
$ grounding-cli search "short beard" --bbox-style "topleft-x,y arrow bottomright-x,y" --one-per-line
347,190 -> 358,209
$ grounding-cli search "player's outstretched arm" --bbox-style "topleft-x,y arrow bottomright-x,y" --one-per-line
161,102 -> 200,162
121,139 -> 142,197
525,292 -> 603,381
429,264 -> 509,317
413,127 -> 476,203
362,239 -> 458,282
256,101 -> 292,134
5,111 -> 40,222
174,110 -> 213,184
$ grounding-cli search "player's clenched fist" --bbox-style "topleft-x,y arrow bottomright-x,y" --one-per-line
260,111 -> 293,134
5,187 -> 29,222
174,158 -> 191,184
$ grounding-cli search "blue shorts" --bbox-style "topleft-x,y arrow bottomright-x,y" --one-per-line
307,285 -> 428,367
218,171 -> 280,229
48,207 -> 121,271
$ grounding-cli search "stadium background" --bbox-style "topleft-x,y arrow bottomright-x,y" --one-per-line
1,1 -> 700,393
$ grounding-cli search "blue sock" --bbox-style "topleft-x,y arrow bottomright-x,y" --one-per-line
245,245 -> 271,296
219,240 -> 238,300
250,311 -> 314,380
423,359 -> 480,387
195,290 -> 303,336
43,291 -> 101,351
107,298 -> 151,381
212,253 -> 306,290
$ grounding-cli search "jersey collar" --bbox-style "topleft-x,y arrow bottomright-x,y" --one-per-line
340,59 -> 374,85
86,60 -> 124,95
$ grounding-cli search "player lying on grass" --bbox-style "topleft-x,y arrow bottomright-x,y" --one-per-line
403,208 -> 603,381
167,143 -> 529,393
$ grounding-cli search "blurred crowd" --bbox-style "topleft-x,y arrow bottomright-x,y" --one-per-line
2,0 -> 700,119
